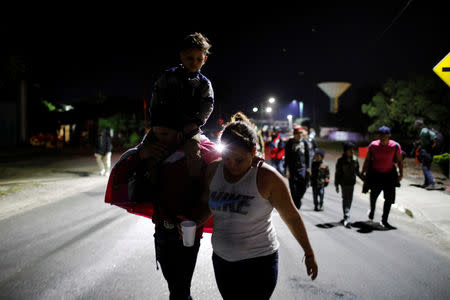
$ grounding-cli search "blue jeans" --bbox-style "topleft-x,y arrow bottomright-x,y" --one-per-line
418,149 -> 435,185
312,186 -> 324,208
270,158 -> 285,175
154,225 -> 200,300
212,251 -> 279,300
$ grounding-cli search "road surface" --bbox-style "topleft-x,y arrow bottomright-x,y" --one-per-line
0,177 -> 449,299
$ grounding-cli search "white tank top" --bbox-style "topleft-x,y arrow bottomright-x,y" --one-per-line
209,162 -> 279,262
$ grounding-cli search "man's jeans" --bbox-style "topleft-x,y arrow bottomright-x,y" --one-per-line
154,225 -> 200,300
270,158 -> 285,175
419,149 -> 435,186
288,169 -> 309,209
370,183 -> 395,223
94,152 -> 111,174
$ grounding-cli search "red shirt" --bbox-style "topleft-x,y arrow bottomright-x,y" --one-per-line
368,140 -> 401,173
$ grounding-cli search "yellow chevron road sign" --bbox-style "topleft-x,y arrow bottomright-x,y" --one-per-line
433,52 -> 450,87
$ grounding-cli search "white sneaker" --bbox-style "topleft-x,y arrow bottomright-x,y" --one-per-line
104,171 -> 110,177
99,170 -> 105,176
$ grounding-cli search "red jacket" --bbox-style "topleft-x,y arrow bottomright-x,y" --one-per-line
105,137 -> 220,233
269,134 -> 285,160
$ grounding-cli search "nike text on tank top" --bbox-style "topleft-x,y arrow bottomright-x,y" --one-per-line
209,162 -> 279,262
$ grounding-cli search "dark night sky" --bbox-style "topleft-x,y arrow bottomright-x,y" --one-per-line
3,1 -> 449,124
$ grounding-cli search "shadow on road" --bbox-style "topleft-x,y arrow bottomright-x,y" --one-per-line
409,183 -> 446,191
316,220 -> 396,233
52,170 -> 92,177
315,222 -> 342,229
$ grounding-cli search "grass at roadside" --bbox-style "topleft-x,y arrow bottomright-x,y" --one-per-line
0,182 -> 42,197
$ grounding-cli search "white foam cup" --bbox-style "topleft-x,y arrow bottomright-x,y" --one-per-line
181,220 -> 196,247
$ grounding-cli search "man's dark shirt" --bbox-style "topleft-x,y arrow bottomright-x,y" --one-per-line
284,137 -> 310,174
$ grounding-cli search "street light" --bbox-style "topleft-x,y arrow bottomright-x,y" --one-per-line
268,97 -> 275,104
287,114 -> 293,130
266,107 -> 272,113
252,107 -> 258,112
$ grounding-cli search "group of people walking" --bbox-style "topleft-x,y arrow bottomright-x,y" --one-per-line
106,32 -> 317,300
104,31 -> 439,300
281,123 -> 404,230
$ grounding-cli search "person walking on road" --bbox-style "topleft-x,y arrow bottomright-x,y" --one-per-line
310,149 -> 330,212
268,127 -> 286,175
284,126 -> 311,209
106,123 -> 220,300
361,126 -> 403,229
94,127 -> 112,176
414,119 -> 437,190
335,142 -> 362,228
195,121 -> 317,300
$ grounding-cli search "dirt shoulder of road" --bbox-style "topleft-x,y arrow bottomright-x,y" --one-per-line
0,146 -> 119,221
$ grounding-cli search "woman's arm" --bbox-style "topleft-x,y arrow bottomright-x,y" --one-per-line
258,164 -> 318,280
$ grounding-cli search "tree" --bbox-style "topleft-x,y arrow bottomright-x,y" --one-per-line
361,74 -> 450,138
0,55 -> 26,89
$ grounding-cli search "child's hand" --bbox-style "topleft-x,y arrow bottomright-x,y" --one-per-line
139,142 -> 169,161
183,123 -> 198,134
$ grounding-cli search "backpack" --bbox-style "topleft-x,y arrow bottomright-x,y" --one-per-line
430,128 -> 444,155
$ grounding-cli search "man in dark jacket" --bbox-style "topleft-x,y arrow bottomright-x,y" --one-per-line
284,126 -> 310,209
94,127 -> 113,176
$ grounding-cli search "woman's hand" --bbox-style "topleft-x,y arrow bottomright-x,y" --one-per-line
304,255 -> 318,280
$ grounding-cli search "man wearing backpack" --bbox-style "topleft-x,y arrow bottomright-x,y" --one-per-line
414,120 -> 438,190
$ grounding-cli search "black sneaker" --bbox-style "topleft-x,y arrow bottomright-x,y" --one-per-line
314,207 -> 319,212
368,210 -> 374,221
380,221 -> 397,230
319,205 -> 324,211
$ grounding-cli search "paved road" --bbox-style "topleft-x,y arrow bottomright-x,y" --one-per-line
0,178 -> 449,299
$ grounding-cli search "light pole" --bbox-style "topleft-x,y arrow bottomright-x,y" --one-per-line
266,106 -> 273,123
299,101 -> 303,119
287,114 -> 293,130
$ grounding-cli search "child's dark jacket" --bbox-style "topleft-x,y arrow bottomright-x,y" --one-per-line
310,161 -> 330,188
335,154 -> 361,187
149,64 -> 214,130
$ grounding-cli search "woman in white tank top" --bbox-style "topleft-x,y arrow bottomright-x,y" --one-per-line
195,120 -> 318,300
